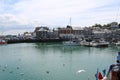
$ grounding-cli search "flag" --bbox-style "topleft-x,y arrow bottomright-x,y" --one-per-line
95,68 -> 99,80
98,72 -> 103,80
102,69 -> 106,77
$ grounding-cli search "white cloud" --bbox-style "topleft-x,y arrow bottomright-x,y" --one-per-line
13,0 -> 120,25
2,29 -> 33,35
0,14 -> 34,35
0,14 -> 29,26
0,0 -> 120,34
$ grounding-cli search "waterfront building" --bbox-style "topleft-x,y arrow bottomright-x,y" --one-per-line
47,30 -> 59,39
83,27 -> 93,41
23,32 -> 35,40
58,27 -> 73,40
111,29 -> 120,41
72,27 -> 84,40
34,26 -> 50,39
58,26 -> 93,41
92,29 -> 111,41
5,35 -> 19,40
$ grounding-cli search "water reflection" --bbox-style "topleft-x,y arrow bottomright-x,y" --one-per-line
109,45 -> 120,51
35,42 -> 90,54
0,43 -> 119,80
34,42 -> 114,55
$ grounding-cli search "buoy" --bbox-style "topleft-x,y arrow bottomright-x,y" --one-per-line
63,64 -> 65,66
46,71 -> 50,74
17,66 -> 20,69
2,69 -> 5,71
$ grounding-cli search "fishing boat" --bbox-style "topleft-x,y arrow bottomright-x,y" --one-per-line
115,41 -> 120,46
90,40 -> 109,47
63,38 -> 81,46
0,39 -> 7,44
96,40 -> 109,47
80,40 -> 90,46
63,40 -> 80,46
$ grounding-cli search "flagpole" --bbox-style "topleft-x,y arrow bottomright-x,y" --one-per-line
96,68 -> 99,80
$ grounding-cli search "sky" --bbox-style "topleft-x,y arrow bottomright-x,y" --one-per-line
0,0 -> 120,35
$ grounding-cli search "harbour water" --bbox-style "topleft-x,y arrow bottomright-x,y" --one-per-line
0,43 -> 120,80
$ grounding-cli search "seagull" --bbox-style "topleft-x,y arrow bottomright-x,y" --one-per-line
77,69 -> 86,73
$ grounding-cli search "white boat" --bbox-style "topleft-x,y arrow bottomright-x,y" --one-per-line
90,40 -> 109,47
80,40 -> 90,46
115,41 -> 120,46
89,41 -> 98,47
63,40 -> 80,46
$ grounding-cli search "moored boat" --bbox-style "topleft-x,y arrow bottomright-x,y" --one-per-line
80,40 -> 90,46
63,39 -> 80,46
115,41 -> 120,46
0,39 -> 7,44
90,40 -> 109,47
63,37 -> 81,46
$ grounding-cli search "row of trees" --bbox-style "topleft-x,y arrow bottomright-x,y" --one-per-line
90,22 -> 120,29
56,22 -> 120,30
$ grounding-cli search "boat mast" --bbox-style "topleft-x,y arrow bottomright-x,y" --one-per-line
69,17 -> 73,39
69,17 -> 71,26
115,8 -> 119,22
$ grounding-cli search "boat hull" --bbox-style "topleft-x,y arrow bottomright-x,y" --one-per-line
63,41 -> 80,46
0,39 -> 7,45
0,42 -> 7,44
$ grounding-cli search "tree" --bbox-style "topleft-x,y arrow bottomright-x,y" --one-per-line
91,24 -> 102,29
66,25 -> 72,29
110,22 -> 118,25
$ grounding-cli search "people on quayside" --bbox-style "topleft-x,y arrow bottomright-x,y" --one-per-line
100,52 -> 120,80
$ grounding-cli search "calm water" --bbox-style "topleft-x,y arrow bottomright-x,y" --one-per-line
0,43 -> 120,80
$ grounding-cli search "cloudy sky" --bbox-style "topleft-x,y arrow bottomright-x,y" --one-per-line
0,0 -> 120,35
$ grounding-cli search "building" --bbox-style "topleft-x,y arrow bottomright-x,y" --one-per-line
58,27 -> 73,40
83,27 -> 93,41
34,26 -> 49,39
92,29 -> 111,41
72,27 -> 84,39
47,30 -> 59,39
23,32 -> 35,40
